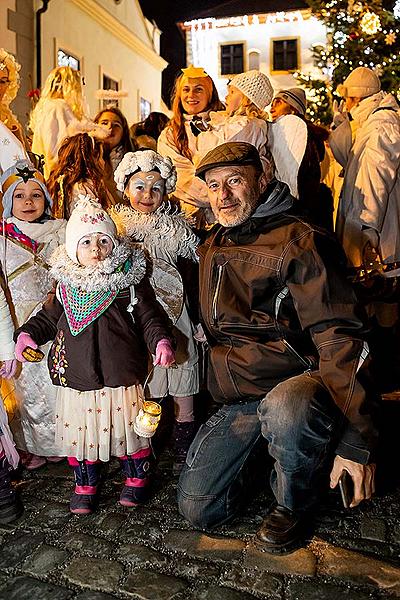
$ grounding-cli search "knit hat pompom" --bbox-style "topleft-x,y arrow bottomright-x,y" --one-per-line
65,194 -> 118,263
114,150 -> 177,194
229,70 -> 274,110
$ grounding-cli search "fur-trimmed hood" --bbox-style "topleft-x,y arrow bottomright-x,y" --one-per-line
110,202 -> 199,262
49,238 -> 146,291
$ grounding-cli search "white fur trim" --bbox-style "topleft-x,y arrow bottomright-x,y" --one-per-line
114,150 -> 177,194
110,202 -> 199,262
49,238 -> 146,291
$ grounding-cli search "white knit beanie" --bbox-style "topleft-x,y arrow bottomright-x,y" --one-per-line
337,67 -> 381,99
273,88 -> 307,116
229,70 -> 274,110
65,195 -> 118,263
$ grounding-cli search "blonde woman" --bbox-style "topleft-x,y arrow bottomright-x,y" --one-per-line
30,66 -> 93,178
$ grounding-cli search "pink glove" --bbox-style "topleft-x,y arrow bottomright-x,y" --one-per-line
15,332 -> 37,363
0,359 -> 17,379
154,339 -> 175,367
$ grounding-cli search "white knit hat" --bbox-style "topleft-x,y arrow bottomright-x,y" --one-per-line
114,150 -> 177,194
337,67 -> 381,99
229,70 -> 274,110
273,88 -> 307,116
65,195 -> 118,263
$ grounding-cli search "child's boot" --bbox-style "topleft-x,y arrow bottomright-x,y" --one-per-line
172,421 -> 198,475
69,460 -> 100,515
0,456 -> 23,524
119,448 -> 152,507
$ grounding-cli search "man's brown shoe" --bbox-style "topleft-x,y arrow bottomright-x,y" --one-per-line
255,504 -> 306,554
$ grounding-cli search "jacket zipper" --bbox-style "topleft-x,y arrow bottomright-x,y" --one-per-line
282,338 -> 312,372
212,264 -> 223,326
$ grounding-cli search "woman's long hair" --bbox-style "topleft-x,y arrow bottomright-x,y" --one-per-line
29,66 -> 85,132
168,74 -> 224,160
94,106 -> 135,155
46,133 -> 109,218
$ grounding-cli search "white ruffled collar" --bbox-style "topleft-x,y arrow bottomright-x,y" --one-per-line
110,202 -> 199,261
49,238 -> 146,291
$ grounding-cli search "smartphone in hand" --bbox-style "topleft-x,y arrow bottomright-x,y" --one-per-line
338,470 -> 354,508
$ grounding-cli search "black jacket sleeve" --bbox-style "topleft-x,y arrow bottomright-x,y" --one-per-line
133,275 -> 174,354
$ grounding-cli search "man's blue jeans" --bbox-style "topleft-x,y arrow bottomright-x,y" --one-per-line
177,373 -> 340,529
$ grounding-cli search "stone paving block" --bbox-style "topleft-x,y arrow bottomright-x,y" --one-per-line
163,530 -> 245,562
29,502 -> 71,529
172,558 -> 222,579
63,557 -> 123,593
243,542 -> 317,576
0,530 -> 44,568
191,584 -> 255,600
94,512 -> 127,535
360,517 -> 387,542
0,575 -> 74,600
59,532 -> 115,557
120,570 -> 188,599
316,541 -> 400,595
21,543 -> 68,575
118,521 -> 163,543
391,523 -> 400,545
222,565 -> 282,598
74,593 -> 118,600
286,580 -> 378,600
116,543 -> 170,566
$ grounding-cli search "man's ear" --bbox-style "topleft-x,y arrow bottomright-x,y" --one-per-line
258,172 -> 269,194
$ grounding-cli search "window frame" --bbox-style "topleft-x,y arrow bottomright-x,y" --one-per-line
270,36 -> 300,74
219,41 -> 247,78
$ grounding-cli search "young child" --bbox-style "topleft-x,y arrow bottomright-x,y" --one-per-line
195,70 -> 274,179
112,150 -> 200,473
14,196 -> 175,514
0,159 -> 66,469
0,286 -> 23,524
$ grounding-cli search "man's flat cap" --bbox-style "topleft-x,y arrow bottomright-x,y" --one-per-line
195,142 -> 262,180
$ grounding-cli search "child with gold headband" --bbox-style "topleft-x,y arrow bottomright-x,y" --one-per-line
0,159 -> 66,469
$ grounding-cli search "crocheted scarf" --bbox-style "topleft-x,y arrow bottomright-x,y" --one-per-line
59,259 -> 130,336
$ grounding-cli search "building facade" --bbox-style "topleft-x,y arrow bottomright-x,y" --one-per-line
180,8 -> 327,100
1,0 -> 167,127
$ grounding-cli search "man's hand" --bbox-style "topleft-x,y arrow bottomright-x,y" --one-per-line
330,455 -> 376,508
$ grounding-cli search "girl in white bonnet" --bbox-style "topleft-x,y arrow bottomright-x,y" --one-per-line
112,150 -> 200,474
14,196 -> 174,515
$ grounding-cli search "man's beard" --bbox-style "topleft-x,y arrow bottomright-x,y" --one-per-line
216,189 -> 259,228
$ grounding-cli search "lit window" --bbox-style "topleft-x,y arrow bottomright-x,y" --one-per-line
140,97 -> 151,120
272,39 -> 298,72
102,74 -> 119,108
221,43 -> 244,76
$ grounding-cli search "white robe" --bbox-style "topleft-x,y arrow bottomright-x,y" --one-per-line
0,217 -> 66,455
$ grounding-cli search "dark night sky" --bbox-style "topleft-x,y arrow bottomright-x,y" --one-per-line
138,1 -> 231,104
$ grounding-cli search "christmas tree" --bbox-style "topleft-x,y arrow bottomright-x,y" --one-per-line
297,0 -> 400,124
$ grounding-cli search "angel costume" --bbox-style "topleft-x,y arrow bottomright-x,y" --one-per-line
111,201 -> 200,399
0,217 -> 66,455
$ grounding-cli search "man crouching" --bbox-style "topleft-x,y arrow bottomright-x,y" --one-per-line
177,141 -> 377,554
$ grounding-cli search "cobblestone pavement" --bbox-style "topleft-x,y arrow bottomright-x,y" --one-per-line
0,413 -> 399,600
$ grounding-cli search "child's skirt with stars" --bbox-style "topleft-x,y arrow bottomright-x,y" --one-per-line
54,384 -> 149,461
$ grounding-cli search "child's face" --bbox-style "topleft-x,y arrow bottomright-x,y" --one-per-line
12,181 -> 46,222
225,85 -> 244,115
126,171 -> 165,214
97,111 -> 124,149
269,98 -> 295,121
76,233 -> 114,266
